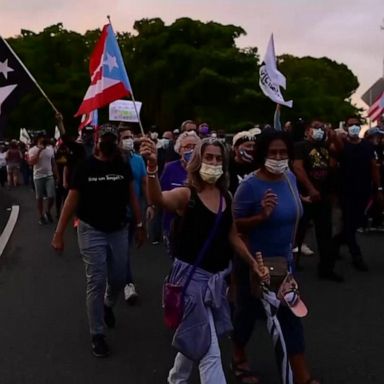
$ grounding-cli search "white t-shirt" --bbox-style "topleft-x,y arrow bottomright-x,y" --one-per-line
0,153 -> 6,168
28,145 -> 55,179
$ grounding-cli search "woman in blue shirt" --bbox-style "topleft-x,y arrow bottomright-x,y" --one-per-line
232,130 -> 319,384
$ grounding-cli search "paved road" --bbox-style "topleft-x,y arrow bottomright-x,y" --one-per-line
0,186 -> 383,383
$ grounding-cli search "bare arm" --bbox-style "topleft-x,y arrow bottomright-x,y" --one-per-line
229,223 -> 269,280
51,190 -> 79,251
28,148 -> 43,166
55,190 -> 79,235
293,159 -> 315,192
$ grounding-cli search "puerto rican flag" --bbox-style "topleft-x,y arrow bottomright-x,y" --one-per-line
75,24 -> 132,117
367,91 -> 384,122
79,109 -> 98,131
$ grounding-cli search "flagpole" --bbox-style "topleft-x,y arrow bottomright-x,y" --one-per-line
0,35 -> 60,114
107,15 -> 145,136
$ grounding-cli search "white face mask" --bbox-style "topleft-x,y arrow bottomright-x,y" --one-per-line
264,158 -> 289,175
121,138 -> 134,151
311,128 -> 324,141
348,125 -> 361,137
199,162 -> 223,184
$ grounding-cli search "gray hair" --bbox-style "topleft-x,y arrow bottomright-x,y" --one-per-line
174,131 -> 200,154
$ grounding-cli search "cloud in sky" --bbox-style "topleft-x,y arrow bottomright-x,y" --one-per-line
1,0 -> 384,110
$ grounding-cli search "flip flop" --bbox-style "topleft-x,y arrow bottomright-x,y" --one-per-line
230,359 -> 261,384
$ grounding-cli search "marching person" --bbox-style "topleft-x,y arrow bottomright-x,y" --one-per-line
28,133 -> 57,224
51,124 -> 144,358
293,120 -> 343,282
140,136 -> 267,384
232,130 -> 319,384
330,116 -> 383,271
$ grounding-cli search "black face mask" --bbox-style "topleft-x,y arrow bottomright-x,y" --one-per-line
99,140 -> 118,157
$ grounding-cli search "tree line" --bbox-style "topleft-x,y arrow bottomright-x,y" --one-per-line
5,17 -> 360,138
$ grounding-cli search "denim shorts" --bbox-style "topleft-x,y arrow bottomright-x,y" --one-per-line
34,176 -> 55,199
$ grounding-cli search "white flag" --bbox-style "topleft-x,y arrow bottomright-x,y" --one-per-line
54,125 -> 61,140
19,128 -> 31,145
259,34 -> 293,108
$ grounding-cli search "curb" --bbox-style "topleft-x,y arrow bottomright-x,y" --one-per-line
0,205 -> 20,258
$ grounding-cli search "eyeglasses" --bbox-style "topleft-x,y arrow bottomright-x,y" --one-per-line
311,125 -> 325,130
181,144 -> 196,150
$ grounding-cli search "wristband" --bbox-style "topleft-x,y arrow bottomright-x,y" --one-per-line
147,165 -> 158,175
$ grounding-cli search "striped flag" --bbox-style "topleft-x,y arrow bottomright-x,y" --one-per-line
261,287 -> 293,384
79,109 -> 98,131
367,91 -> 384,122
74,24 -> 131,117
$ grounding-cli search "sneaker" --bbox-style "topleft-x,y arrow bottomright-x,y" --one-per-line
301,243 -> 315,256
152,240 -> 160,245
91,334 -> 109,358
318,270 -> 344,283
124,283 -> 139,305
104,305 -> 115,328
292,247 -> 299,253
38,216 -> 47,225
45,212 -> 53,223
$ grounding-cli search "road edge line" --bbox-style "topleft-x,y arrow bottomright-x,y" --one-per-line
0,205 -> 20,258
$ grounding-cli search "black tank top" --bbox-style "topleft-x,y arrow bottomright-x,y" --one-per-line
171,188 -> 233,273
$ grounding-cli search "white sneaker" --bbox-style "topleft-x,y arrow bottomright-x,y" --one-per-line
124,283 -> 138,304
292,247 -> 299,253
301,243 -> 315,256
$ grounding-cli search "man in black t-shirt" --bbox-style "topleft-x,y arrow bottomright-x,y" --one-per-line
293,120 -> 343,282
52,124 -> 144,358
330,116 -> 383,271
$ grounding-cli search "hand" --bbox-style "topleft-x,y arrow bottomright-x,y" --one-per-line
308,187 -> 321,203
140,138 -> 157,166
300,195 -> 312,204
252,252 -> 270,283
134,227 -> 146,248
146,206 -> 155,222
51,232 -> 64,252
260,189 -> 278,219
55,112 -> 63,122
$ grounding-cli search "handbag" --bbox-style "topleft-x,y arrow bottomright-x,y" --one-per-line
250,172 -> 301,296
163,193 -> 224,329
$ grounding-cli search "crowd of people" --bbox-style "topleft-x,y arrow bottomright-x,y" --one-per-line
2,113 -> 384,384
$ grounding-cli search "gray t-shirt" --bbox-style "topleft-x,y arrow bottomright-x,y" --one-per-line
28,145 -> 54,179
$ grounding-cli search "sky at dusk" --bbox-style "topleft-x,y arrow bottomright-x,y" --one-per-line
1,0 -> 384,112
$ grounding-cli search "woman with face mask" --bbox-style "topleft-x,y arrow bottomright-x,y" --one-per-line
232,131 -> 320,384
140,137 -> 267,384
157,131 -> 201,255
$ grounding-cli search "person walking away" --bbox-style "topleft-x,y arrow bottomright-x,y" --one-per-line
5,140 -> 22,187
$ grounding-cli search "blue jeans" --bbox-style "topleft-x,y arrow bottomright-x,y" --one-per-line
77,221 -> 129,336
167,309 -> 227,384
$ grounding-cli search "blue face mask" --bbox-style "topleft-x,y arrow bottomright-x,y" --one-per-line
183,150 -> 193,163
348,125 -> 361,137
311,128 -> 324,141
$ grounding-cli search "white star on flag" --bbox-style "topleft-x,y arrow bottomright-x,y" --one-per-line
0,59 -> 14,79
104,53 -> 118,72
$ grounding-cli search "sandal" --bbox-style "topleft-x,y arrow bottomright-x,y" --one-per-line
230,359 -> 261,384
